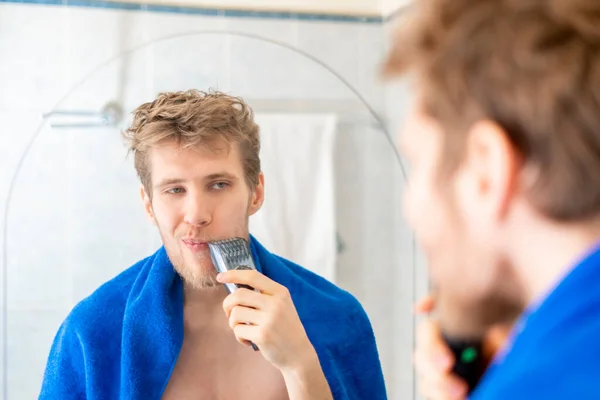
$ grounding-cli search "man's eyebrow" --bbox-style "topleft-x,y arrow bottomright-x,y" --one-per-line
154,178 -> 186,189
204,172 -> 238,180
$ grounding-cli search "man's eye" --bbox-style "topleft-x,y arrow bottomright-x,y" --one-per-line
167,187 -> 185,194
211,182 -> 230,190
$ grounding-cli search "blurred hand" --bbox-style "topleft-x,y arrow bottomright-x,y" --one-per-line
413,296 -> 512,400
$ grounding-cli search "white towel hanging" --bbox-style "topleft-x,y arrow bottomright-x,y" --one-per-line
249,113 -> 338,283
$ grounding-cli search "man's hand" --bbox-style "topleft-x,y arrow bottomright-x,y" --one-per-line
217,270 -> 333,400
413,296 -> 512,400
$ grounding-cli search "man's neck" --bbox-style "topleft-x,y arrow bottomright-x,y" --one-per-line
510,215 -> 600,308
182,282 -> 229,333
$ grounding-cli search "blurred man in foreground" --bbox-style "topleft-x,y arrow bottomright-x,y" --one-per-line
383,0 -> 600,398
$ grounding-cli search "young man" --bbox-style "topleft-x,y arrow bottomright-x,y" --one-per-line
383,0 -> 600,399
39,90 -> 387,399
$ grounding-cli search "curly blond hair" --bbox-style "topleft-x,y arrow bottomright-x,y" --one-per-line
122,90 -> 261,195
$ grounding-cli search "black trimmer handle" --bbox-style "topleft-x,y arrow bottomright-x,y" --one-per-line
442,334 -> 486,393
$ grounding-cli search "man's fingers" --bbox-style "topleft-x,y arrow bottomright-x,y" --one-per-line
414,317 -> 471,399
232,322 -> 264,348
413,338 -> 453,378
217,270 -> 282,295
417,375 -> 468,400
415,295 -> 436,314
414,346 -> 468,400
229,305 -> 263,330
483,323 -> 513,360
416,319 -> 454,371
222,288 -> 265,317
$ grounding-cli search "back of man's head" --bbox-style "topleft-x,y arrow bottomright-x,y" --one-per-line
385,0 -> 600,222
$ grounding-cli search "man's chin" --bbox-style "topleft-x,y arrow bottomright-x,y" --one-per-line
186,275 -> 220,290
437,291 -> 523,339
177,269 -> 219,289
174,261 -> 219,290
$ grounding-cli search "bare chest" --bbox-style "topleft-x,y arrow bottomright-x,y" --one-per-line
161,332 -> 289,400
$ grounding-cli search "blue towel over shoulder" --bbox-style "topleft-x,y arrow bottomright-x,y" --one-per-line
470,243 -> 600,399
39,236 -> 387,399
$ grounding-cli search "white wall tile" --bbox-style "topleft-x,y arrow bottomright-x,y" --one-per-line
227,34 -> 305,99
0,109 -> 47,399
225,18 -> 364,101
0,4 -> 69,111
64,7 -> 148,79
6,309 -> 69,400
357,24 -> 387,116
382,16 -> 425,400
144,10 -> 227,41
0,344 -> 3,400
296,20 -> 360,88
223,14 -> 298,45
151,33 -> 228,94
294,20 -> 362,100
332,119 -> 412,397
222,15 -> 300,96
6,123 -> 71,311
146,11 -> 228,94
0,110 -> 45,243
60,47 -> 152,116
66,125 -> 160,303
364,127 -> 409,396
383,79 -> 413,144
48,8 -> 151,116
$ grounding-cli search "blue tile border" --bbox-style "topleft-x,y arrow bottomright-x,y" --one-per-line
0,0 -> 384,23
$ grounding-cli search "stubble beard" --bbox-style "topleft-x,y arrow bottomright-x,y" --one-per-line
157,221 -> 251,290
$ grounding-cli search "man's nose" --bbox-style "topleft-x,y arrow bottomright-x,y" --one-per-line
183,191 -> 212,227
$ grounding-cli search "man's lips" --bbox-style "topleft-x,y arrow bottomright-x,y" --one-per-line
182,238 -> 207,244
182,239 -> 208,250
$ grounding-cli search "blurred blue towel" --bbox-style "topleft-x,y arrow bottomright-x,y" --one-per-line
471,243 -> 600,399
39,236 -> 387,399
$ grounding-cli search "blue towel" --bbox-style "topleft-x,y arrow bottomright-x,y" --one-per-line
470,242 -> 600,399
39,236 -> 387,399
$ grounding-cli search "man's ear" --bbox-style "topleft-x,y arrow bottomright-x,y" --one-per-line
140,185 -> 156,225
248,172 -> 265,216
455,119 -> 521,223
